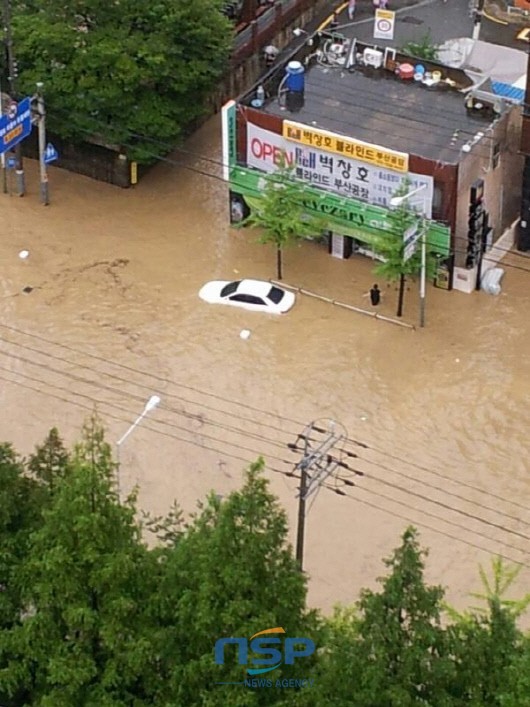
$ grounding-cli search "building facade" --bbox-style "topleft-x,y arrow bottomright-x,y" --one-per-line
223,30 -> 524,292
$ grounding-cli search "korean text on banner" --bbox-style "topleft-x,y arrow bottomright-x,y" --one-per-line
247,123 -> 432,212
283,120 -> 408,173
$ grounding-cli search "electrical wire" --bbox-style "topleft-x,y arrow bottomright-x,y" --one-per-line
324,484 -> 527,567
2,330 -> 529,557
0,337 -> 290,455
37,101 -> 530,265
343,453 -> 530,529
2,359 -> 529,565
0,363 -> 291,468
3,362 -> 527,566
1,322 -> 528,524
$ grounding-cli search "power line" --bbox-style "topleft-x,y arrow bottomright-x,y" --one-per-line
2,367 -> 527,565
343,438 -> 530,513
0,363 -> 291,468
325,475 -> 528,560
1,322 -> 527,524
3,351 -> 529,556
326,485 -> 527,568
4,332 -> 529,541
0,336 -> 290,455
40,109 -> 530,270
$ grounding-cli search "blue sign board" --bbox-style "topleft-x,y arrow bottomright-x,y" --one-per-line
0,98 -> 32,155
7,157 -> 16,169
44,143 -> 58,164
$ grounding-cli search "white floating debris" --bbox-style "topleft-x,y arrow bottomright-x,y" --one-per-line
240,329 -> 251,340
455,358 -> 460,363
18,250 -> 29,259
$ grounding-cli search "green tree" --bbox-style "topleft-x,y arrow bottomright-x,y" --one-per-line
27,427 -> 70,492
0,443 -> 42,629
312,527 -> 455,706
242,163 -> 323,280
12,0 -> 233,162
372,186 -> 437,317
0,416 -> 159,706
150,459 -> 318,705
446,558 -> 530,706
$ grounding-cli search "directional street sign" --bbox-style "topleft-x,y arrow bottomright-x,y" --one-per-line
0,97 -> 32,155
43,142 -> 58,164
403,223 -> 419,262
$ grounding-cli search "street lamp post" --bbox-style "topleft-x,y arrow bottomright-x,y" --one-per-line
390,184 -> 429,328
116,394 -> 161,498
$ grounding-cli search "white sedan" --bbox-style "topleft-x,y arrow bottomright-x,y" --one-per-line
199,279 -> 295,314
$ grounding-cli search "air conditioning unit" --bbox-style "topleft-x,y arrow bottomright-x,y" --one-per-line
363,48 -> 383,69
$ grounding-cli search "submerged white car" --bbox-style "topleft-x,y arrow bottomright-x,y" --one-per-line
199,279 -> 295,314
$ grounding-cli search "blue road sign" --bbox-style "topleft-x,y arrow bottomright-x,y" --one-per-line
0,98 -> 32,155
7,157 -> 16,168
43,142 -> 58,164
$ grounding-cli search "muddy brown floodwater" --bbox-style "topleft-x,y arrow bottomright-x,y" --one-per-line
1,116 -> 530,622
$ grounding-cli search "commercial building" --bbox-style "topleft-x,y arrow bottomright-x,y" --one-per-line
223,27 -> 524,292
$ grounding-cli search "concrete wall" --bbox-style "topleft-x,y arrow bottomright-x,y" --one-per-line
454,106 -> 523,268
207,0 -> 329,112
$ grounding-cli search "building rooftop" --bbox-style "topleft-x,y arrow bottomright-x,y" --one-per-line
260,52 -> 494,164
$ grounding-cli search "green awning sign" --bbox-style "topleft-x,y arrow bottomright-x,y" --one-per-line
230,166 -> 450,256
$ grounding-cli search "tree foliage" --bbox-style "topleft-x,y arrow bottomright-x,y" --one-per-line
0,417 -> 158,705
312,527 -> 456,706
150,459 -> 318,705
242,163 -> 323,279
1,422 -> 530,706
11,0 -> 233,162
372,183 -> 438,316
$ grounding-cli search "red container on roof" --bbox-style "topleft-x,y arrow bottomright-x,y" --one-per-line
398,63 -> 414,80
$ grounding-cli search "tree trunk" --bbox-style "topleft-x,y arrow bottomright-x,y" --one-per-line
276,246 -> 283,280
396,274 -> 405,317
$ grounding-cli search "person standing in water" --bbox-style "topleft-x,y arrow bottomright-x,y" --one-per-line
364,283 -> 381,306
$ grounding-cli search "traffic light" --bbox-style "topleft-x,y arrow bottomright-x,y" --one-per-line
466,179 -> 485,268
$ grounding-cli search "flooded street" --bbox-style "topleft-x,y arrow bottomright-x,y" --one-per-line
1,116 -> 530,619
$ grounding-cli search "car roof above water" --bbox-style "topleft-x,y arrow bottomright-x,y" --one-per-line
236,279 -> 277,297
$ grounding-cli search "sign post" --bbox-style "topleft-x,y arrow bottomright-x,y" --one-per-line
403,223 -> 420,262
221,100 -> 237,182
0,97 -> 32,155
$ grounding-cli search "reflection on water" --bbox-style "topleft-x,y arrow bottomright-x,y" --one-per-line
1,116 -> 530,621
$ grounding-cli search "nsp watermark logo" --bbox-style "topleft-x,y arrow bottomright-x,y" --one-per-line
214,626 -> 315,687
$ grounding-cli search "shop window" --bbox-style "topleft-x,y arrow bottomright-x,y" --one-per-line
432,185 -> 443,220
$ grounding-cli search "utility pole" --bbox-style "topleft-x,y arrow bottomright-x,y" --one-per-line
2,0 -> 24,196
35,82 -> 49,205
288,419 -> 348,571
471,0 -> 484,41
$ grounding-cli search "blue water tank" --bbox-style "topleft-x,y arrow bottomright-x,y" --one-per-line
285,61 -> 305,93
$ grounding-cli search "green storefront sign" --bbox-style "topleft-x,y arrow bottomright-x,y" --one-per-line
229,166 -> 451,256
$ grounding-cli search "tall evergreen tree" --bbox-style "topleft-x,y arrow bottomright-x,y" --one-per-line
311,527 -> 455,706
151,459 -> 318,706
447,558 -> 530,706
0,417 -> 158,706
